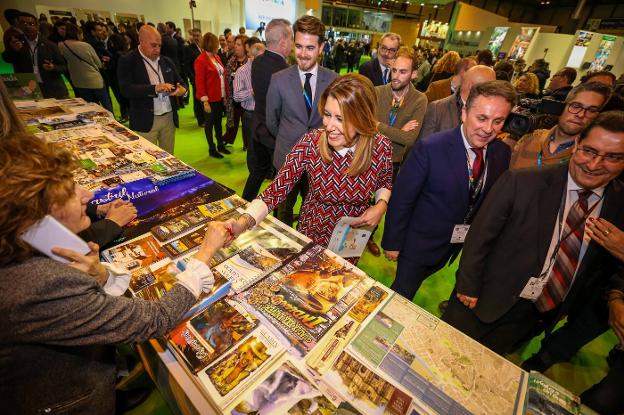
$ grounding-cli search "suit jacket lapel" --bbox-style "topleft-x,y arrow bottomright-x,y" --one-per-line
448,127 -> 470,210
537,165 -> 568,266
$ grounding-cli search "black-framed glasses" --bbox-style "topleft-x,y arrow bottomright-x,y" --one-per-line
379,45 -> 397,55
577,145 -> 624,163
567,102 -> 600,116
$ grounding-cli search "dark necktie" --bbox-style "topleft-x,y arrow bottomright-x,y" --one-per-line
535,190 -> 593,312
303,73 -> 313,117
471,148 -> 484,183
383,68 -> 389,85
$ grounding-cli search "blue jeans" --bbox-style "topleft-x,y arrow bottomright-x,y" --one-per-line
74,87 -> 114,114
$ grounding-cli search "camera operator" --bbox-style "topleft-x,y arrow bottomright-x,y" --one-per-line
510,82 -> 611,170
542,67 -> 577,101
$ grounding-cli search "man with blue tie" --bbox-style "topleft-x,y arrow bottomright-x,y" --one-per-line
382,81 -> 516,301
359,32 -> 400,87
265,15 -> 338,226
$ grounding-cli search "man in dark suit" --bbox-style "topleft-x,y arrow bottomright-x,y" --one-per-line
382,81 -> 516,300
241,18 -> 293,202
442,111 -> 624,355
183,28 -> 204,127
118,25 -> 187,155
2,12 -> 68,99
165,21 -> 185,78
266,15 -> 338,226
418,65 -> 495,141
358,32 -> 400,86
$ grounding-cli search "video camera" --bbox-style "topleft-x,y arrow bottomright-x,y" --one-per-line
502,97 -> 566,137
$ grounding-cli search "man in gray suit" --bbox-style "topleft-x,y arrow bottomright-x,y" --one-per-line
418,65 -> 495,141
266,15 -> 338,226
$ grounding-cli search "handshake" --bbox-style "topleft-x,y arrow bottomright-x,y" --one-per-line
193,214 -> 255,263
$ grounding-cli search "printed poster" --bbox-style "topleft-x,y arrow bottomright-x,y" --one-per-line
589,35 -> 616,71
508,27 -> 539,61
488,27 -> 510,56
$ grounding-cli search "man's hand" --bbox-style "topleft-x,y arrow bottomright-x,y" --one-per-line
170,83 -> 187,97
384,250 -> 399,261
457,292 -> 478,309
51,242 -> 108,285
401,120 -> 420,132
9,37 -> 23,52
105,200 -> 137,227
155,83 -> 175,93
608,295 -> 624,346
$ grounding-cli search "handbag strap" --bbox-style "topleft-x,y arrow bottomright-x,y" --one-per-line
62,41 -> 100,72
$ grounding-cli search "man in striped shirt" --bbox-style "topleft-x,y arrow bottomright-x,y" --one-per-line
233,38 -> 264,151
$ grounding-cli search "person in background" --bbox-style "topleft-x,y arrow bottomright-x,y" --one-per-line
217,34 -> 228,64
359,32 -> 400,86
530,58 -> 550,93
107,32 -> 131,123
513,72 -> 540,99
582,70 -> 624,112
511,58 -> 526,82
413,51 -> 431,88
58,23 -> 114,113
223,34 -> 249,147
0,133 -> 229,414
382,81 -> 515,301
2,12 -> 68,99
476,49 -> 493,67
493,60 -> 514,83
227,74 -> 393,265
183,28 -> 205,128
38,13 -> 52,39
234,39 -> 265,152
425,57 -> 476,103
2,9 -> 23,53
510,82 -> 611,170
428,51 -> 461,84
542,67 -> 577,101
332,39 -> 346,74
159,22 -> 183,79
117,25 -> 187,155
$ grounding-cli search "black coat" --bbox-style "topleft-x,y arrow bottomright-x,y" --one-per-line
358,57 -> 385,86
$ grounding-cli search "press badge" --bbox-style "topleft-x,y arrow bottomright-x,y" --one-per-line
158,91 -> 168,102
450,224 -> 470,243
519,276 -> 548,300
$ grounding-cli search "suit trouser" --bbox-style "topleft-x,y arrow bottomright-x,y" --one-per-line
240,109 -> 253,150
276,174 -> 309,227
442,293 -> 557,355
242,128 -> 274,202
391,253 -> 451,301
140,112 -> 175,155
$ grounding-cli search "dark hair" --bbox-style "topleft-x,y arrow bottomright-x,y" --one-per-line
202,32 -> 219,53
579,110 -> 624,142
476,49 -> 493,66
165,21 -> 176,30
558,67 -> 577,85
293,15 -> 325,44
565,81 -> 612,107
493,60 -> 514,78
18,12 -> 37,21
4,9 -> 21,25
245,36 -> 262,48
465,80 -> 517,109
234,34 -> 248,45
108,33 -> 127,52
455,57 -> 476,75
582,70 -> 616,87
224,28 -> 232,36
496,71 -> 510,81
64,23 -> 81,41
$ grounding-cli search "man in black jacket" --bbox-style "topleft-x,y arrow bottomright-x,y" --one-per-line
183,28 -> 204,127
117,25 -> 187,155
241,18 -> 293,202
358,32 -> 400,86
2,12 -> 68,99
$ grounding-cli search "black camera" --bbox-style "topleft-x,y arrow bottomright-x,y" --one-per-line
502,97 -> 566,137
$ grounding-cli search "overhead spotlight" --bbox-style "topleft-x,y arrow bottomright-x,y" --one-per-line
433,4 -> 438,8
420,2 -> 425,5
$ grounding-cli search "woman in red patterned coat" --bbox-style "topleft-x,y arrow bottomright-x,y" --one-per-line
226,74 -> 393,263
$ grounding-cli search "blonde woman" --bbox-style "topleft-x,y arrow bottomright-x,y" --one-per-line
428,50 -> 461,84
227,74 -> 393,263
513,72 -> 540,99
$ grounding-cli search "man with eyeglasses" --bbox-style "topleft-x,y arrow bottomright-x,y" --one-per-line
442,111 -> 624,358
510,82 -> 612,170
358,33 -> 400,87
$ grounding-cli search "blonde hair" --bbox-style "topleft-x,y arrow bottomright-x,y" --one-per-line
318,74 -> 378,177
432,51 -> 461,74
513,72 -> 540,96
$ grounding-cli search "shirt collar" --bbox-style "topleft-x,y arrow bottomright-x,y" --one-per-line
138,47 -> 159,64
460,124 -> 488,152
335,144 -> 356,156
567,172 -> 606,198
26,35 -> 39,46
298,63 -> 318,79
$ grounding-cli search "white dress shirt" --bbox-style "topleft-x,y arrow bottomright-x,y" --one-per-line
460,124 -> 489,189
138,48 -> 172,115
298,63 -> 319,103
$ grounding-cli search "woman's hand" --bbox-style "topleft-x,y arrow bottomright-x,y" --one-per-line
51,242 -> 108,286
194,221 -> 230,264
223,214 -> 255,246
351,201 -> 387,228
587,218 -> 624,262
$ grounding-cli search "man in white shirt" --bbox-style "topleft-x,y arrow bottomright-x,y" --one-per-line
265,15 -> 338,226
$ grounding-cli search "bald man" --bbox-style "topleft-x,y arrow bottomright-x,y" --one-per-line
118,25 -> 187,155
418,65 -> 496,141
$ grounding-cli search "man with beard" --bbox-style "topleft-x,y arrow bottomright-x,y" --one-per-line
510,82 -> 611,170
264,15 -> 338,227
382,81 -> 515,300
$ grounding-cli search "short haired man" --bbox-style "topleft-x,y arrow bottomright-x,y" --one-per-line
234,39 -> 265,152
382,81 -> 515,300
183,28 -> 205,127
582,70 -> 616,89
418,65 -> 496,140
359,32 -> 401,86
476,49 -> 493,67
117,25 -> 187,154
217,34 -> 228,64
543,67 -> 577,101
1,12 -> 68,99
511,82 -> 611,170
443,111 -> 624,356
425,57 -> 476,103
265,15 -> 338,226
241,18 -> 293,202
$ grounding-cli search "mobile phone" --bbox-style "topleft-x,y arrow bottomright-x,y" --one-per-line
21,215 -> 91,263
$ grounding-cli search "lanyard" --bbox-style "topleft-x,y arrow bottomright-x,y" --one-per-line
388,95 -> 404,127
142,57 -> 162,83
463,149 -> 487,223
537,131 -> 575,168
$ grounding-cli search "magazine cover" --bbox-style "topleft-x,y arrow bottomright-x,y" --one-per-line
131,263 -> 177,300
1,73 -> 43,100
230,359 -> 337,415
102,234 -> 167,271
525,372 -> 580,415
241,244 -> 367,355
323,351 -> 413,415
197,325 -> 285,409
348,295 -> 527,415
213,243 -> 282,293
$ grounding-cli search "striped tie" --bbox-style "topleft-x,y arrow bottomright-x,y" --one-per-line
535,190 -> 593,312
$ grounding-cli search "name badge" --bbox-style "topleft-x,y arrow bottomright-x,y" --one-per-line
450,224 -> 470,244
519,276 -> 548,301
158,92 -> 168,102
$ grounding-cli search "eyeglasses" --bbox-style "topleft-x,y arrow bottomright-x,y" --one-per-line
379,45 -> 397,55
577,145 -> 624,163
567,102 -> 600,116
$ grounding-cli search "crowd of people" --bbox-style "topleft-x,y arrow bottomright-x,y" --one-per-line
2,8 -> 624,415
